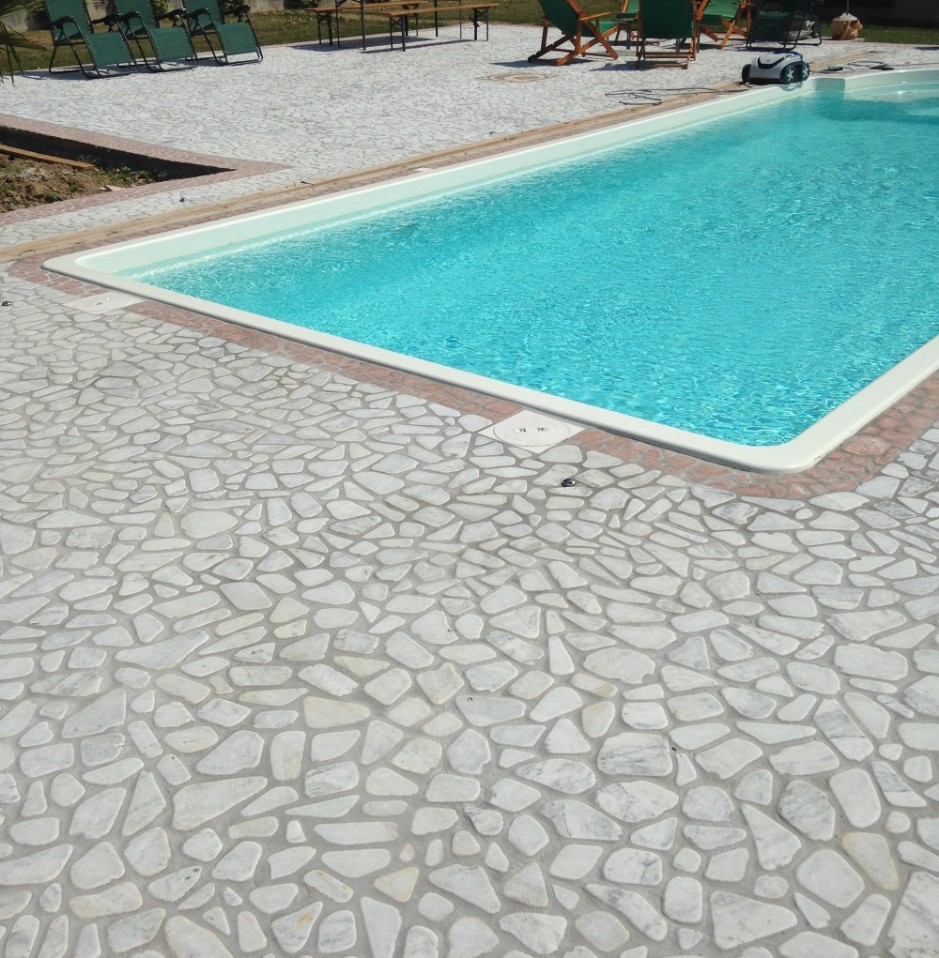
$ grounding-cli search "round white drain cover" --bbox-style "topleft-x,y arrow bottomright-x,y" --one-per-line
485,72 -> 551,83
70,292 -> 141,314
490,412 -> 580,449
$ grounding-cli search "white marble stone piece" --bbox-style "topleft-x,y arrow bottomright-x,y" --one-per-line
664,875 -> 704,923
597,733 -> 672,777
503,862 -> 549,907
602,848 -> 663,886
596,781 -> 679,823
586,885 -> 668,941
695,738 -> 763,779
516,758 -> 595,794
778,780 -> 836,840
836,895 -> 890,948
549,844 -> 604,881
888,871 -> 939,958
795,849 -> 865,908
540,801 -> 622,841
317,908 -> 357,954
429,865 -> 501,914
710,891 -> 798,949
842,831 -> 901,891
778,930 -> 858,958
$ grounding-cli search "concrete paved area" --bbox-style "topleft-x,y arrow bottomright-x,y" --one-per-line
1,25 -> 938,958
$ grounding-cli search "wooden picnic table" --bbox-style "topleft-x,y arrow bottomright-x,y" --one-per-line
315,0 -> 496,50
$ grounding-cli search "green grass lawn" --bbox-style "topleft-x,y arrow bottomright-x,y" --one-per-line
6,6 -> 939,74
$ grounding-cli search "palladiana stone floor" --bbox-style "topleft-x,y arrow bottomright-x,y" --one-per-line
1,27 -> 939,958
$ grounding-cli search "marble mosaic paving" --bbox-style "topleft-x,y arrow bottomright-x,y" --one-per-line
0,283 -> 937,958
2,28 -> 939,958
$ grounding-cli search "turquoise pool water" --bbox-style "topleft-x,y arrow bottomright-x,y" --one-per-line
125,83 -> 939,447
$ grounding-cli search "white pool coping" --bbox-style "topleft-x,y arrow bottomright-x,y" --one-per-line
45,67 -> 939,475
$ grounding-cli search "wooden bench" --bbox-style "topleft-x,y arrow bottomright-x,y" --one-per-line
343,0 -> 427,48
302,0 -> 414,45
291,0 -> 346,44
314,0 -> 422,48
427,2 -> 498,41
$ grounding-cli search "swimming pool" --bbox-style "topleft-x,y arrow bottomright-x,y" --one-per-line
46,68 -> 939,473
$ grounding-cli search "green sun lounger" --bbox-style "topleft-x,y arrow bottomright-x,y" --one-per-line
180,0 -> 262,63
45,0 -> 134,77
637,0 -> 697,67
109,0 -> 197,69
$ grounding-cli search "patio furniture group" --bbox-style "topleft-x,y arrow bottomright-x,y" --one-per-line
529,0 -> 822,69
45,0 -> 262,77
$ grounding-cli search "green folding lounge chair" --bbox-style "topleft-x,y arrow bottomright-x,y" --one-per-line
181,0 -> 262,63
636,0 -> 697,68
746,0 -> 820,50
528,0 -> 618,65
45,0 -> 134,77
109,0 -> 197,69
697,0 -> 748,47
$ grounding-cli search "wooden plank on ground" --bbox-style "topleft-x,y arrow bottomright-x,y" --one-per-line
0,144 -> 96,170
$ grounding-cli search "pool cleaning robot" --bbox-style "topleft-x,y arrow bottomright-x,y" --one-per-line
743,51 -> 811,85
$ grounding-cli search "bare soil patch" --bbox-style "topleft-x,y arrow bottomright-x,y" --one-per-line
0,152 -> 160,212
0,126 -> 228,213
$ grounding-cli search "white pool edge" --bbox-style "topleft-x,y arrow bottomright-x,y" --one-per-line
45,67 -> 939,475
